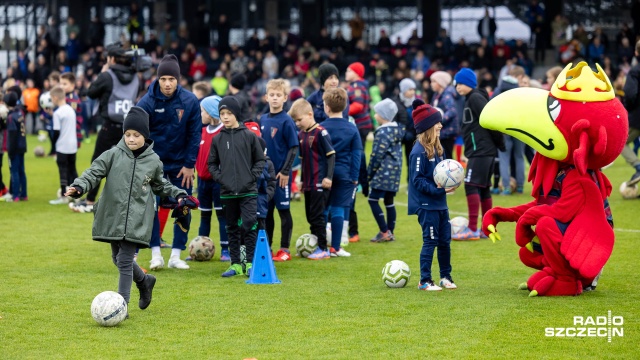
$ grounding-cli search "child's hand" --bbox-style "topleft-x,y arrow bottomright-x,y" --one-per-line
64,187 -> 80,197
444,187 -> 457,194
321,178 -> 332,189
276,172 -> 289,188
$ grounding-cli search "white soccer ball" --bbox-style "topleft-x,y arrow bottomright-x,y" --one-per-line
91,291 -> 128,327
450,216 -> 469,235
33,146 -> 46,157
433,159 -> 465,189
619,181 -> 639,200
382,260 -> 411,288
39,91 -> 53,109
295,233 -> 318,258
188,236 -> 215,261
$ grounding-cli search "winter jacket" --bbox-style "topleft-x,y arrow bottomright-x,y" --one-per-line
623,63 -> 640,130
431,86 -> 459,140
368,122 -> 403,192
461,88 -> 505,158
87,64 -> 138,124
137,80 -> 202,172
391,95 -> 415,144
257,157 -> 276,219
70,139 -> 186,247
208,123 -> 266,197
491,75 -> 519,99
307,89 -> 350,123
6,108 -> 27,156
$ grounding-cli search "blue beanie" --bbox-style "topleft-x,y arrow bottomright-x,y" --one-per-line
454,68 -> 477,89
201,95 -> 222,119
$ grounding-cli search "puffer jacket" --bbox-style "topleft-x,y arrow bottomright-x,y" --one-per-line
71,139 -> 186,246
367,122 -> 404,192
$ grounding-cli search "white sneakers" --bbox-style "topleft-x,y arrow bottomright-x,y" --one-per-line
168,257 -> 190,269
49,197 -> 70,205
439,278 -> 458,289
149,257 -> 165,270
330,248 -> 351,257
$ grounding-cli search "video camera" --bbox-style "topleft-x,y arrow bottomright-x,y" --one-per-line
106,42 -> 152,73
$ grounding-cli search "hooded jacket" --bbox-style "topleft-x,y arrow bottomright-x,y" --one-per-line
70,139 -> 186,247
87,64 -> 138,123
136,80 -> 202,172
208,123 -> 266,197
623,62 -> 640,130
368,122 -> 403,192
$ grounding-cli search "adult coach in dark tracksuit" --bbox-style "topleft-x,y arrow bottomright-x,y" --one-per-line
137,54 -> 202,270
70,45 -> 140,213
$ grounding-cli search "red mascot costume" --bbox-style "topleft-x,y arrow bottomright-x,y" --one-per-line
479,62 -> 628,296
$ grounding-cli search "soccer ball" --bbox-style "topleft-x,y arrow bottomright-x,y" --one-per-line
433,159 -> 465,189
188,236 -> 215,261
450,216 -> 469,235
295,233 -> 318,258
34,146 -> 46,157
91,291 -> 128,327
39,91 -> 53,109
619,181 -> 639,199
382,260 -> 411,288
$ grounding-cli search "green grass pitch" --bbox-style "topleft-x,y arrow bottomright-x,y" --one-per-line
0,135 -> 638,359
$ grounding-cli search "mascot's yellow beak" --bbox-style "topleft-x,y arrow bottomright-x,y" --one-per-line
480,88 -> 568,161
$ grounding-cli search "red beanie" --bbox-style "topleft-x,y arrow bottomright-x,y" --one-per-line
348,62 -> 365,79
412,99 -> 442,134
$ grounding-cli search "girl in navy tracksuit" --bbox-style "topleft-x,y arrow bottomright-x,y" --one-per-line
408,99 -> 457,291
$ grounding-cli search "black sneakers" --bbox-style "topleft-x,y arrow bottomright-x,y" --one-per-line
137,274 -> 156,310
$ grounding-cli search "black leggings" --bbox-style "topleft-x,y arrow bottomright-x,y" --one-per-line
56,153 -> 78,195
464,183 -> 491,200
266,205 -> 293,249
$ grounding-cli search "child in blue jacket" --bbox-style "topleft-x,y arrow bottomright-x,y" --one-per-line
408,99 -> 457,291
367,98 -> 402,242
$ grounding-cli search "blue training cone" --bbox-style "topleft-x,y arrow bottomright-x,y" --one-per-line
246,230 -> 281,284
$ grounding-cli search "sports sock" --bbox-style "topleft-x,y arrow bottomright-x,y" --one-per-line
199,210 -> 212,237
170,248 -> 181,259
278,208 -> 293,248
151,246 -> 161,259
368,199 -> 388,233
466,193 -> 481,232
386,204 -> 396,233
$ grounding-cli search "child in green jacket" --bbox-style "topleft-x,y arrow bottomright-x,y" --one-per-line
66,107 -> 189,316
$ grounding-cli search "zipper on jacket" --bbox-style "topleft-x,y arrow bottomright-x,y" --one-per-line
124,158 -> 137,237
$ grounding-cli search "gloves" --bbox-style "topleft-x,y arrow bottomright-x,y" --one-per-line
162,195 -> 200,233
361,182 -> 370,197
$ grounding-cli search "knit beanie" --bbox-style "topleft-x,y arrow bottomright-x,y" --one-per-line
318,63 -> 339,87
218,96 -> 241,119
230,73 -> 246,90
157,54 -> 180,80
289,87 -> 304,101
201,95 -> 222,119
453,68 -> 477,89
123,106 -> 150,139
430,71 -> 452,89
412,99 -> 442,134
399,78 -> 416,94
348,62 -> 365,79
373,98 -> 398,122
3,91 -> 19,107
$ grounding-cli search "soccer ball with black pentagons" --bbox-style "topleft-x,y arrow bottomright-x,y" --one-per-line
91,291 -> 128,327
433,159 -> 465,189
188,236 -> 215,261
382,260 -> 411,288
295,234 -> 318,258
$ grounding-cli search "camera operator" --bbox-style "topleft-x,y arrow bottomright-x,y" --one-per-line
69,44 -> 141,213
